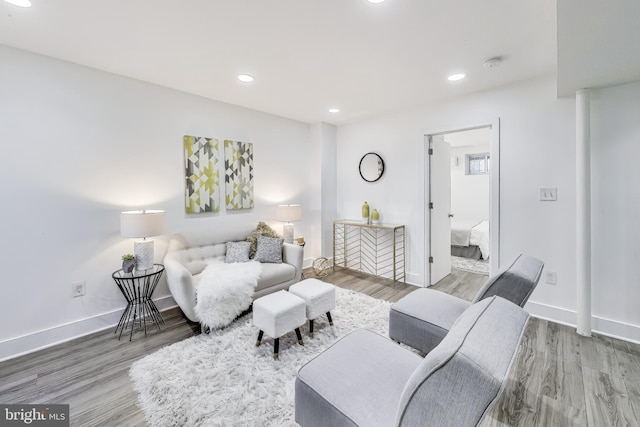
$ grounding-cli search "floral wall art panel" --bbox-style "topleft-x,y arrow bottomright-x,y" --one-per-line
184,135 -> 220,213
224,139 -> 254,210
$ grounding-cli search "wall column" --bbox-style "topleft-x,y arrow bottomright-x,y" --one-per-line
576,88 -> 592,337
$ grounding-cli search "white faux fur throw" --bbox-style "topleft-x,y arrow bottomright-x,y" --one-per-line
194,259 -> 262,330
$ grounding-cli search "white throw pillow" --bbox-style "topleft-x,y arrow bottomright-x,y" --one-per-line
225,241 -> 251,263
254,235 -> 283,264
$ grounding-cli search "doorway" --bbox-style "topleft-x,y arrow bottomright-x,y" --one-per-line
425,121 -> 500,286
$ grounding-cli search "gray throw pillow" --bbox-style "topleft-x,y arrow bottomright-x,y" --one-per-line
254,235 -> 283,263
225,241 -> 251,263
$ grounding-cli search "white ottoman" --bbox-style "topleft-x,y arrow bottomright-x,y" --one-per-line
289,279 -> 336,338
253,290 -> 306,360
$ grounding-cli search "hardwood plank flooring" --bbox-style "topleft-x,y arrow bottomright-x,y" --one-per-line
0,267 -> 638,426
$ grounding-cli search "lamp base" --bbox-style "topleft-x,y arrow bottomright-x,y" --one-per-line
134,240 -> 154,270
283,224 -> 294,244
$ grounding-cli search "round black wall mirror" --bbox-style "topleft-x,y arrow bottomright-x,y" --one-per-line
359,152 -> 385,182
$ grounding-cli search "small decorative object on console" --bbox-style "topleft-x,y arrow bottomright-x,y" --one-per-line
371,209 -> 380,224
361,201 -> 370,224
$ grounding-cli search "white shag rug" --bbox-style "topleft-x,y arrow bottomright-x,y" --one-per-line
129,288 -> 392,427
451,255 -> 490,276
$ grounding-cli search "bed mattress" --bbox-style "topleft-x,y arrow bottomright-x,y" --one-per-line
450,219 -> 490,260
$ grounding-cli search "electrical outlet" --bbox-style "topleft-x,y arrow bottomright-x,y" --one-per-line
539,187 -> 557,201
72,281 -> 86,297
545,272 -> 557,285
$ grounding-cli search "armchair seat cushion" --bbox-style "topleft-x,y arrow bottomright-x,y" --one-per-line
389,254 -> 544,355
389,288 -> 470,354
296,297 -> 529,427
295,329 -> 422,427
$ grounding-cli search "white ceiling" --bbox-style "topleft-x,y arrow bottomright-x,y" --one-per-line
0,0 -> 636,125
557,0 -> 640,97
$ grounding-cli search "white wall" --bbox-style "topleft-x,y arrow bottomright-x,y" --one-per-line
450,143 -> 490,221
590,82 -> 640,340
337,76 -> 640,342
312,123 -> 338,258
0,46 -> 319,359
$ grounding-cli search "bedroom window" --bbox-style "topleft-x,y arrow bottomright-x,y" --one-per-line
465,153 -> 490,175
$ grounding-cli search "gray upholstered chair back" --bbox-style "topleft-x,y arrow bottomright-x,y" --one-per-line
395,296 -> 528,427
472,254 -> 544,307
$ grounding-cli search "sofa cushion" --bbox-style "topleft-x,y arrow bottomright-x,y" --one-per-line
254,235 -> 284,263
296,329 -> 422,427
180,243 -> 227,263
225,241 -> 251,263
256,263 -> 296,291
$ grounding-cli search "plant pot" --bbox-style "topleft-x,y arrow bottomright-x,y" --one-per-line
122,259 -> 135,273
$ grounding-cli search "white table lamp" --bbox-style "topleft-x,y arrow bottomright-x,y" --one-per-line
276,204 -> 302,244
120,210 -> 166,271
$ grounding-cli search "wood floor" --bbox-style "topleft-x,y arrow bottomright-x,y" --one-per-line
1,267 -> 638,426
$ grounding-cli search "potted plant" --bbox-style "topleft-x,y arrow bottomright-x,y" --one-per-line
122,254 -> 136,273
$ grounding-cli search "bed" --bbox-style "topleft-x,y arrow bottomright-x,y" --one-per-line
451,219 -> 490,260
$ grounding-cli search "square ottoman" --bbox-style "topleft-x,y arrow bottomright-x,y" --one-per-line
253,290 -> 306,360
289,279 -> 336,338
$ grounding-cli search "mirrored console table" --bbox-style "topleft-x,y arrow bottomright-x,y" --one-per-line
333,220 -> 405,283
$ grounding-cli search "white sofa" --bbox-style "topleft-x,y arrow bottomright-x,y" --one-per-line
164,226 -> 304,323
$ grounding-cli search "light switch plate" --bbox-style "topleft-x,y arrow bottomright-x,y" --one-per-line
539,187 -> 557,201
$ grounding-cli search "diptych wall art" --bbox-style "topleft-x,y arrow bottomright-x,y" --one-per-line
224,139 -> 254,210
184,135 -> 220,213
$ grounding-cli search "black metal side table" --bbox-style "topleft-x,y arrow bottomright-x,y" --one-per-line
112,264 -> 165,341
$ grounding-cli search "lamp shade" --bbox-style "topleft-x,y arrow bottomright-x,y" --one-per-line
120,210 -> 166,238
276,204 -> 302,223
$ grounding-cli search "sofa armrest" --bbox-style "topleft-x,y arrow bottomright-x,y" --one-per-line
164,258 -> 199,322
282,243 -> 304,281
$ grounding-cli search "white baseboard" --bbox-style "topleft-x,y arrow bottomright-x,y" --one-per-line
0,295 -> 177,362
405,272 -> 422,287
526,300 -> 640,344
303,257 -> 315,269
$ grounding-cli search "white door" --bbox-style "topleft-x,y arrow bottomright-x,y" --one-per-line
429,135 -> 452,285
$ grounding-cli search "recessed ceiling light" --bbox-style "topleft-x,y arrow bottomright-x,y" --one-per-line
237,74 -> 254,83
3,0 -> 32,7
368,0 -> 385,3
328,108 -> 340,113
447,73 -> 466,82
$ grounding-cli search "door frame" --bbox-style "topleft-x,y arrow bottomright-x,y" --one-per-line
423,118 -> 501,286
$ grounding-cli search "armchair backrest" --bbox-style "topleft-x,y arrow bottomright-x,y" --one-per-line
472,254 -> 544,307
395,296 -> 528,427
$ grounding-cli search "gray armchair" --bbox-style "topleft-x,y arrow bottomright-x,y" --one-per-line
389,254 -> 544,354
295,296 -> 529,427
